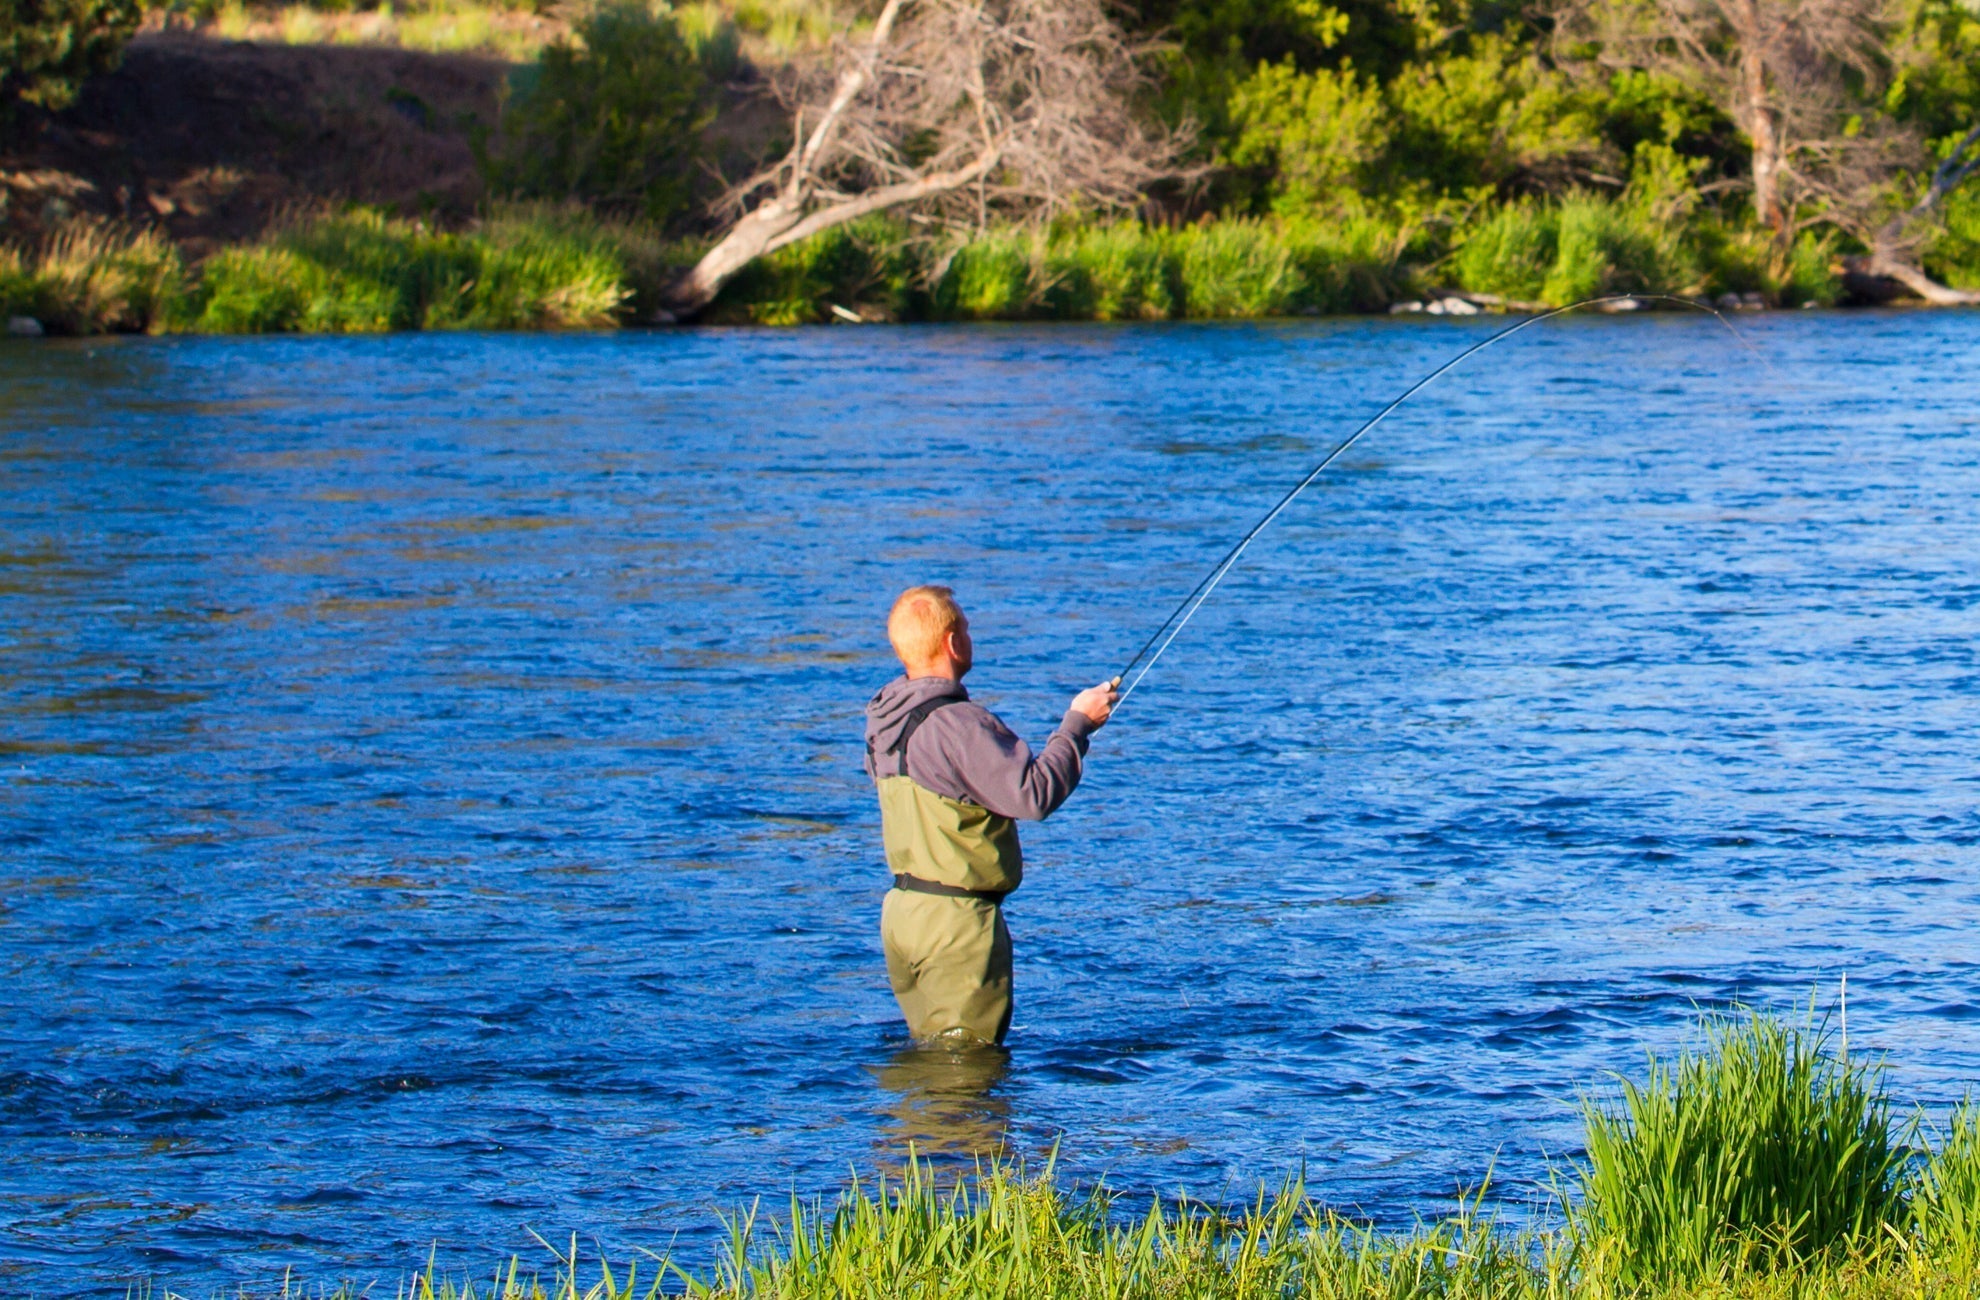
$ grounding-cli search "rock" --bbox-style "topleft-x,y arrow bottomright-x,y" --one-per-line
1438,296 -> 1480,315
650,308 -> 679,325
7,316 -> 44,337
1739,291 -> 1767,309
1388,300 -> 1425,314
1598,297 -> 1642,312
1714,292 -> 1742,310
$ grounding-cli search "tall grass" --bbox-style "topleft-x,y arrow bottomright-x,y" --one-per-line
0,222 -> 184,334
1576,1011 -> 1909,1286
1914,1103 -> 1980,1272
177,207 -> 628,332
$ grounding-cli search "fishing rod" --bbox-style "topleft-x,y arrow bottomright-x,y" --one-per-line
1112,294 -> 1748,706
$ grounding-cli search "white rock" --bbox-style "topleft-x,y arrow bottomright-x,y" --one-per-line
1388,300 -> 1425,314
1739,291 -> 1767,308
1439,296 -> 1480,315
7,316 -> 44,337
1714,292 -> 1742,310
1599,297 -> 1642,312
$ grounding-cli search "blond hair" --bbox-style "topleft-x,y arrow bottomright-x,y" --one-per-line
888,585 -> 965,666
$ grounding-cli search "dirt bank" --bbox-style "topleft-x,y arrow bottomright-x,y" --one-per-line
0,35 -> 506,254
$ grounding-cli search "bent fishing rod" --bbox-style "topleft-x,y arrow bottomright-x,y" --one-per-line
1110,294 -> 1748,707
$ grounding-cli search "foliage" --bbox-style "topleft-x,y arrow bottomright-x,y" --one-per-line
1227,61 -> 1392,213
0,0 -> 141,108
484,3 -> 712,226
174,207 -> 628,333
1575,1010 -> 1910,1287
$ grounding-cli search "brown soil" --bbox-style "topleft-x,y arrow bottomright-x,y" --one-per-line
0,35 -> 507,255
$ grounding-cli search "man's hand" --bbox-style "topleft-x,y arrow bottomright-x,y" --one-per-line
1070,678 -> 1120,728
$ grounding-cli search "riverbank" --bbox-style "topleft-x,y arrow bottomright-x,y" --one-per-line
160,1013 -> 1980,1298
0,200 -> 1883,337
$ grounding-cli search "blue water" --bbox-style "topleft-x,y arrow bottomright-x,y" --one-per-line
3,314 -> 1978,1293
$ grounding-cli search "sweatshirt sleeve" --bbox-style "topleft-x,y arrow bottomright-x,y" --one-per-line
935,706 -> 1095,821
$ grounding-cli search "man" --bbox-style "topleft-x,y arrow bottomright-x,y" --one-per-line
863,585 -> 1116,1047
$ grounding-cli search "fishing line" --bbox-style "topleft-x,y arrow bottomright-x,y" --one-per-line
1113,294 -> 1753,706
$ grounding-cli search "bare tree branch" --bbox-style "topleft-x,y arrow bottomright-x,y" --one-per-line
663,0 -> 1191,317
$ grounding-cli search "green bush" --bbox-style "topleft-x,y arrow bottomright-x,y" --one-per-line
0,0 -> 141,109
1577,1009 -> 1909,1286
486,3 -> 710,225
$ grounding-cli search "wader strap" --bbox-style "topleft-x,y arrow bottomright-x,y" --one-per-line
893,874 -> 1008,904
887,695 -> 964,777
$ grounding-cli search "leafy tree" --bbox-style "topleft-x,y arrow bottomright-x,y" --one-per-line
0,0 -> 142,109
485,3 -> 711,225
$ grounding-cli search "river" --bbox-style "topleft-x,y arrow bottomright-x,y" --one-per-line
2,313 -> 1976,1291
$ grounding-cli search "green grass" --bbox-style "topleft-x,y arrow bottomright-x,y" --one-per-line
122,1007 -> 1980,1299
1577,1011 -> 1908,1287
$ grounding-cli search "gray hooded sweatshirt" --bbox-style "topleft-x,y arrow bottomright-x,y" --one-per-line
863,676 -> 1094,820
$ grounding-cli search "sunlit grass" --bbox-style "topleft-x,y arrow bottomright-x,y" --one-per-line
1576,1009 -> 1910,1287
204,0 -> 564,60
0,221 -> 183,334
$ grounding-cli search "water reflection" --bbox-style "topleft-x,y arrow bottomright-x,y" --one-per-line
871,1043 -> 1013,1162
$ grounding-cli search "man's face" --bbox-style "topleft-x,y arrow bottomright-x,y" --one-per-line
949,616 -> 974,676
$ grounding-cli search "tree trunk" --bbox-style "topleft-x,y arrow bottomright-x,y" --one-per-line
1741,44 -> 1785,232
660,152 -> 1001,319
661,194 -> 807,318
1863,253 -> 1980,304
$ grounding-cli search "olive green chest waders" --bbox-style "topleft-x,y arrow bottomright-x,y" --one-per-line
876,697 -> 1022,1046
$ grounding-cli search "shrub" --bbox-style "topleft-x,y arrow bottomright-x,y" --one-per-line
0,0 -> 142,109
486,3 -> 710,225
1577,1009 -> 1909,1286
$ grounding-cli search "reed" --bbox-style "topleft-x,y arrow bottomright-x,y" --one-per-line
0,222 -> 184,334
1575,1010 -> 1910,1287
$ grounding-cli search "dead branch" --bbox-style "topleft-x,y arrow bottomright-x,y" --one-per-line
664,0 -> 1191,318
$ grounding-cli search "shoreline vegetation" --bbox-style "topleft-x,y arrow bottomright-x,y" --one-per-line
12,0 -> 1980,335
0,198 -> 1852,337
198,1010 -> 1980,1298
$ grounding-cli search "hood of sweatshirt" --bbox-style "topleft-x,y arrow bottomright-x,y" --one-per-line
864,675 -> 968,779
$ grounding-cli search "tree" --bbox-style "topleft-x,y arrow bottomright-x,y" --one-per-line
1555,0 -> 1893,233
1,0 -> 142,109
662,0 -> 1188,317
484,4 -> 712,225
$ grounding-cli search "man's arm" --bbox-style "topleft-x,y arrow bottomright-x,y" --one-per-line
927,682 -> 1117,820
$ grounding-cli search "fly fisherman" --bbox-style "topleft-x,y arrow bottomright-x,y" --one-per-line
863,585 -> 1117,1047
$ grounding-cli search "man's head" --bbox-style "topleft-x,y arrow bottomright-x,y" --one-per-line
888,585 -> 973,679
